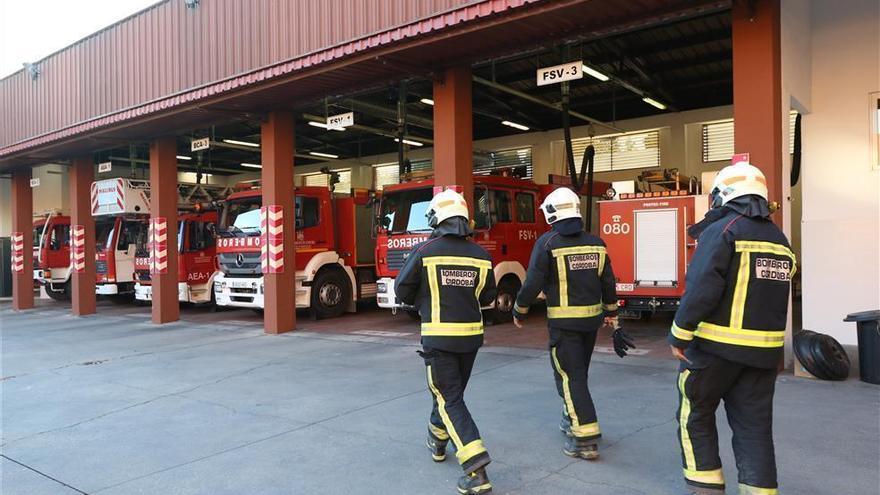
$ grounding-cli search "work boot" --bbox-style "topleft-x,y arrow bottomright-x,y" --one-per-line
457,468 -> 492,494
563,436 -> 599,460
426,430 -> 447,462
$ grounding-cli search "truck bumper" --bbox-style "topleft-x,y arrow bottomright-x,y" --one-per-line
135,282 -> 193,303
618,296 -> 681,315
376,277 -> 414,311
214,273 -> 310,309
96,284 -> 119,295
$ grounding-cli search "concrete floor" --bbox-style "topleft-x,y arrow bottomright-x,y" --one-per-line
1,302 -> 878,495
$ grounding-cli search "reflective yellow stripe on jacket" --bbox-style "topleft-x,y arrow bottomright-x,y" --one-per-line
697,240 -> 794,348
694,322 -> 785,348
548,245 -> 606,319
422,256 -> 491,337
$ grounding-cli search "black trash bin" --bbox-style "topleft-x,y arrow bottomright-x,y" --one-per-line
844,310 -> 880,385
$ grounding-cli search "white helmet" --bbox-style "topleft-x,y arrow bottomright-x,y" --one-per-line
539,187 -> 581,224
709,161 -> 768,208
426,189 -> 469,228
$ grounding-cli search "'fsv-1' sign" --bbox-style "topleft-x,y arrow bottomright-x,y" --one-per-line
536,62 -> 583,86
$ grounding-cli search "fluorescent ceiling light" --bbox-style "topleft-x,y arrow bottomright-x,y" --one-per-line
222,139 -> 260,147
308,121 -> 345,132
642,97 -> 667,110
420,98 -> 434,106
502,120 -> 530,131
176,155 -> 192,161
394,138 -> 424,147
309,151 -> 339,159
241,163 -> 262,169
582,64 -> 610,82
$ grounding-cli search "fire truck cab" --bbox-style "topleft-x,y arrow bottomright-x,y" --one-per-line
134,210 -> 219,304
598,190 -> 710,317
33,212 -> 72,300
91,178 -> 151,296
374,175 -> 552,322
213,183 -> 377,318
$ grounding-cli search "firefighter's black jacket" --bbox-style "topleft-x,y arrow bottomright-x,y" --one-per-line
668,197 -> 796,369
513,218 -> 618,332
395,218 -> 497,353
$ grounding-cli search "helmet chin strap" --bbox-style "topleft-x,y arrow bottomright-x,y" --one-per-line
709,189 -> 724,209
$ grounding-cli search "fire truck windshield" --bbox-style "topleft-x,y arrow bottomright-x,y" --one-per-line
95,218 -> 115,251
221,198 -> 262,236
380,188 -> 433,234
32,223 -> 46,247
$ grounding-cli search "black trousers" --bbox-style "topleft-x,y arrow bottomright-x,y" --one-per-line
422,347 -> 490,473
676,351 -> 778,493
549,327 -> 601,441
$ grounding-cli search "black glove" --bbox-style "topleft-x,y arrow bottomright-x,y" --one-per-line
612,329 -> 636,358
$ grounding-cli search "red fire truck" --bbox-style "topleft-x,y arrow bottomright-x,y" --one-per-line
374,175 -> 556,322
133,210 -> 219,304
91,178 -> 151,297
598,191 -> 710,317
32,212 -> 72,300
212,182 -> 377,318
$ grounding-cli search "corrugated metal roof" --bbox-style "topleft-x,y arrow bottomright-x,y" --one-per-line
0,0 -> 491,150
0,0 -> 730,166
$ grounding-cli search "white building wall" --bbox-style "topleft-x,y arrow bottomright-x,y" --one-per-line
795,0 -> 880,345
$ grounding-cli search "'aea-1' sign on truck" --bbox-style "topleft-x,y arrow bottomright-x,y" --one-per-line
133,210 -> 220,304
212,182 -> 377,319
91,178 -> 150,296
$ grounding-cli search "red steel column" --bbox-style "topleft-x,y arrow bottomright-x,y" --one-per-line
261,110 -> 296,334
733,0 -> 783,226
69,157 -> 96,316
11,169 -> 34,310
149,137 -> 180,324
433,66 -> 474,211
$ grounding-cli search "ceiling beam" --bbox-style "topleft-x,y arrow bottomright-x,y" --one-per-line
473,76 -> 622,132
301,114 -> 434,146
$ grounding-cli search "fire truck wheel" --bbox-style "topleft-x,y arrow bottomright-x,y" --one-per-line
489,276 -> 521,324
46,282 -> 71,302
311,269 -> 351,320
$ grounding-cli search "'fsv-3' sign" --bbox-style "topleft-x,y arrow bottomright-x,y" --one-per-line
536,62 -> 583,86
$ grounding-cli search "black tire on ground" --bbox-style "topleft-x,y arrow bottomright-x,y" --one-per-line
46,281 -> 70,301
406,309 -> 421,321
252,308 -> 264,316
794,330 -> 824,378
310,269 -> 351,320
811,334 -> 851,381
488,276 -> 521,324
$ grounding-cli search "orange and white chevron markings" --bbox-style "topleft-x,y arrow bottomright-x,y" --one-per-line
11,232 -> 24,273
71,225 -> 87,273
260,205 -> 284,274
149,217 -> 168,275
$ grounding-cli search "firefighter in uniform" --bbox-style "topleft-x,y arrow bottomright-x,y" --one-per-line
668,162 -> 796,495
396,189 -> 497,495
512,187 -> 634,460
